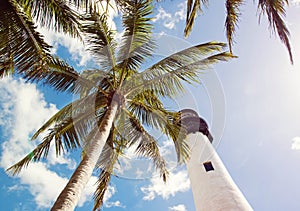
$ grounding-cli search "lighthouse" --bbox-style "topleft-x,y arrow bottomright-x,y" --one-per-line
178,109 -> 253,211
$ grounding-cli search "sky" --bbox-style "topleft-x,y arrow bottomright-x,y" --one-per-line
1,0 -> 300,210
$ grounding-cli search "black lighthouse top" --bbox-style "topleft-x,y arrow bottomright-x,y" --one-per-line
178,109 -> 213,143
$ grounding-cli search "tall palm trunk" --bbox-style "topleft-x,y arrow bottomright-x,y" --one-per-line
51,100 -> 119,211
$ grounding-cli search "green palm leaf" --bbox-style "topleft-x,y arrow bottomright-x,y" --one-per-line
32,92 -> 108,141
117,0 -> 155,83
20,0 -> 81,37
225,0 -> 243,53
93,169 -> 113,211
257,0 -> 293,64
138,52 -> 234,98
81,13 -> 117,73
0,0 -> 51,77
29,57 -> 96,93
122,109 -> 169,181
8,101 -> 108,176
184,0 -> 208,37
126,42 -> 234,98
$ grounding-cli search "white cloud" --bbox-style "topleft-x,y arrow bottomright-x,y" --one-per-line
160,139 -> 174,157
169,204 -> 188,211
0,77 -> 111,208
0,77 -> 58,169
105,200 -> 126,208
102,186 -> 126,208
18,163 -> 69,208
38,27 -> 94,67
7,184 -> 25,192
291,137 -> 300,150
141,170 -> 190,200
175,3 -> 185,21
153,3 -> 185,30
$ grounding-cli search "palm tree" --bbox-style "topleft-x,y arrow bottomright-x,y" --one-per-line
0,0 -> 293,83
184,0 -> 293,63
6,0 -> 234,210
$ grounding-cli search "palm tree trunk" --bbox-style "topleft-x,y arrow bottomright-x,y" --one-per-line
51,100 -> 119,211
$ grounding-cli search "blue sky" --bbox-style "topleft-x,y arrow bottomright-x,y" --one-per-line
1,1 -> 300,210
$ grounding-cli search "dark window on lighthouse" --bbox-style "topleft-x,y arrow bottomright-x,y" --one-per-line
203,161 -> 214,172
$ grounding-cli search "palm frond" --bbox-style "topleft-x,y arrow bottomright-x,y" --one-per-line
81,13 -> 117,73
128,101 -> 171,133
123,109 -> 169,181
123,42 -> 226,91
0,0 -> 51,77
184,0 -> 209,37
125,100 -> 189,163
31,102 -> 73,140
93,171 -> 112,211
126,42 -> 233,98
32,92 -> 108,141
225,0 -> 243,53
8,101 -> 109,176
25,56 -> 104,95
20,0 -> 81,37
135,133 -> 169,182
257,0 -> 293,64
117,0 -> 155,83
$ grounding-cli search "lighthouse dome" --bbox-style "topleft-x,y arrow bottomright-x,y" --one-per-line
178,109 -> 213,142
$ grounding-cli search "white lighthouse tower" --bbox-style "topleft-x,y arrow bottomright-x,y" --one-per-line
178,109 -> 253,211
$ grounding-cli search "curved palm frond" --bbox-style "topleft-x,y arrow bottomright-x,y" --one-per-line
20,0 -> 81,37
139,51 -> 234,98
23,56 -> 112,97
135,134 -> 169,182
225,0 -> 243,53
81,13 -> 117,73
117,0 -> 155,83
126,42 -> 234,98
123,42 -> 226,93
8,101 -> 109,176
128,100 -> 171,133
257,0 -> 293,64
0,0 -> 51,77
93,168 -> 114,211
31,102 -> 73,140
27,56 -> 99,94
184,0 -> 208,37
127,102 -> 189,163
32,92 -> 108,141
122,109 -> 169,181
